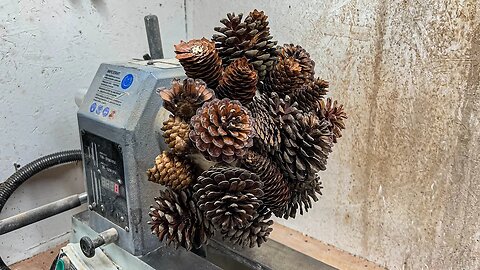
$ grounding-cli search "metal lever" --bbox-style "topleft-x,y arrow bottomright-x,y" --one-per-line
144,15 -> 164,59
80,228 -> 118,258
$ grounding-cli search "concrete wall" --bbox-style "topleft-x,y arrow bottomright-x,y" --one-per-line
187,1 -> 480,269
0,0 -> 186,264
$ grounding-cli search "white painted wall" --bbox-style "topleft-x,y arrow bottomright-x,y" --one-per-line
0,0 -> 186,265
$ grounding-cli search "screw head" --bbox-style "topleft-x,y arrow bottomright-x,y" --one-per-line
125,226 -> 130,232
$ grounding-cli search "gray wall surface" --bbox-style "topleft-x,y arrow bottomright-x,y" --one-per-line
186,1 -> 479,269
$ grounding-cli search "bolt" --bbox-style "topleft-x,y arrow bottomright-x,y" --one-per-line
125,226 -> 130,232
100,205 -> 105,212
88,205 -> 93,210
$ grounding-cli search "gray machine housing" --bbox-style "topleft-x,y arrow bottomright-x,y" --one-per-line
77,59 -> 183,256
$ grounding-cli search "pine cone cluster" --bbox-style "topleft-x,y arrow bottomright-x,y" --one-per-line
193,166 -> 264,231
147,151 -> 195,190
264,44 -> 315,96
159,78 -> 215,120
148,9 -> 348,250
189,98 -> 255,163
216,57 -> 258,105
162,115 -> 190,154
148,189 -> 213,250
212,10 -> 278,81
174,38 -> 223,89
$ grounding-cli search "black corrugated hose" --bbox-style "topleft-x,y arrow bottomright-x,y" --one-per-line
0,150 -> 82,270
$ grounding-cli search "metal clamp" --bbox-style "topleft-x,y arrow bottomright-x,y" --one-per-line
80,228 -> 118,258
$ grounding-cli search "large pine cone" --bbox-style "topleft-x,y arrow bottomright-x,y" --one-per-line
221,205 -> 273,248
246,95 -> 281,153
147,152 -> 195,190
241,151 -> 290,215
212,10 -> 278,81
159,78 -> 215,120
319,98 -> 347,143
148,189 -> 213,250
162,115 -> 191,154
216,57 -> 258,105
174,38 -> 223,89
189,98 -> 255,163
283,174 -> 323,219
290,78 -> 329,112
193,166 -> 264,231
264,44 -> 315,96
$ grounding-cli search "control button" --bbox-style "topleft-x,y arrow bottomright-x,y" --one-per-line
96,104 -> 103,115
117,179 -> 123,185
114,183 -> 120,194
89,102 -> 97,112
102,107 -> 110,117
120,216 -> 125,222
100,204 -> 105,212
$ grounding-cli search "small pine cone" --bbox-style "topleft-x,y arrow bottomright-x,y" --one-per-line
241,151 -> 290,215
147,152 -> 195,190
291,78 -> 329,112
161,115 -> 191,154
189,98 -> 255,163
159,78 -> 215,120
148,189 -> 213,250
193,166 -> 264,231
212,10 -> 278,81
282,174 -> 323,219
319,98 -> 347,143
221,206 -> 274,248
216,57 -> 258,105
264,44 -> 315,96
174,38 -> 223,89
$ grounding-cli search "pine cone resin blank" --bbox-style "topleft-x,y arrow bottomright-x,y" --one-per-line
189,98 -> 255,163
216,57 -> 258,105
193,166 -> 264,231
159,78 -> 215,120
241,151 -> 290,215
283,174 -> 323,219
174,38 -> 223,89
222,205 -> 273,248
264,44 -> 315,96
147,151 -> 195,190
212,10 -> 278,81
148,189 -> 213,250
319,98 -> 347,143
162,115 -> 191,154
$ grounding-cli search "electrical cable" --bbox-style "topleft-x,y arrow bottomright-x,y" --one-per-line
0,150 -> 82,270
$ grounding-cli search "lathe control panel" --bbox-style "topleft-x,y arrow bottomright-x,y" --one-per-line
82,131 -> 128,229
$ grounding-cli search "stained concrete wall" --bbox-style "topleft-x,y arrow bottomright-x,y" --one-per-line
0,0 -> 186,264
187,1 -> 480,269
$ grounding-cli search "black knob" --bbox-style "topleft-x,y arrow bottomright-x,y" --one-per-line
80,236 -> 105,258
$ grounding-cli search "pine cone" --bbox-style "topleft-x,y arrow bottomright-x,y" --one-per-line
161,115 -> 191,154
246,95 -> 281,153
221,205 -> 273,248
159,78 -> 215,120
241,151 -> 290,215
189,98 -> 255,163
193,166 -> 264,231
290,78 -> 329,112
216,57 -> 258,105
283,174 -> 323,219
174,38 -> 223,89
212,10 -> 278,81
264,44 -> 315,96
319,98 -> 347,143
148,189 -> 213,250
147,151 -> 195,190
